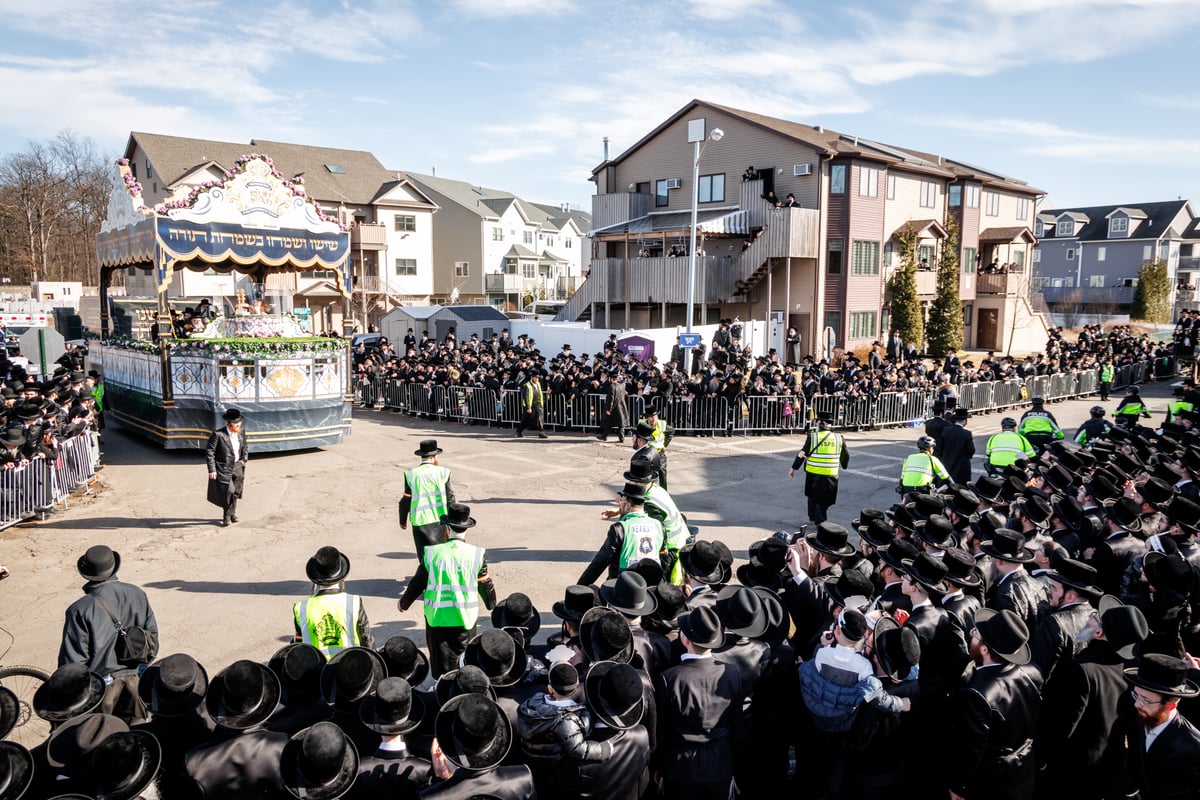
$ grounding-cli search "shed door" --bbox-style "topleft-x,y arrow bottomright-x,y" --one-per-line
977,308 -> 999,351
435,319 -> 455,342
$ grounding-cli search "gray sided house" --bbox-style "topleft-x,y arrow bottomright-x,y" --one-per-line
1032,200 -> 1195,315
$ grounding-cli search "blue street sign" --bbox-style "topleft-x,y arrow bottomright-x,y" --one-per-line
678,333 -> 702,348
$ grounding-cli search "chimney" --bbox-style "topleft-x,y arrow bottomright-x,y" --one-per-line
814,125 -> 823,133
603,136 -> 610,161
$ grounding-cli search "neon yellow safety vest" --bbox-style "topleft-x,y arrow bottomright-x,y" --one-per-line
804,430 -> 842,477
1018,413 -> 1061,438
618,510 -> 665,570
1167,400 -> 1193,424
91,383 -> 104,411
642,419 -> 667,452
523,382 -> 543,410
1117,402 -> 1145,418
986,431 -> 1035,467
294,592 -> 362,656
900,452 -> 949,487
1100,364 -> 1114,383
645,484 -> 687,550
422,539 -> 484,629
406,463 -> 451,527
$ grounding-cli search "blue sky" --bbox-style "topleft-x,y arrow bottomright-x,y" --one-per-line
1,0 -> 1198,213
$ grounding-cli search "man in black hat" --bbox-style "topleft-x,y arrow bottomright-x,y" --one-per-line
133,653 -> 217,797
516,372 -> 548,439
630,420 -> 664,482
293,545 -> 374,656
578,482 -> 665,586
205,407 -> 248,526
399,438 -> 456,563
354,676 -> 432,796
789,412 -> 849,525
946,609 -> 1043,800
426,693 -> 536,798
399,502 -> 497,677
58,544 -> 158,725
1030,557 -> 1100,681
636,406 -> 672,489
983,529 -> 1045,633
900,553 -> 970,704
1123,653 -> 1200,799
598,369 -> 628,443
939,407 -> 976,485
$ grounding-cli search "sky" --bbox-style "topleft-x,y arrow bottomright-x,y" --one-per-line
1,0 -> 1199,213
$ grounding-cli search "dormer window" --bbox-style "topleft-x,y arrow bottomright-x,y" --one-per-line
1056,219 -> 1074,237
1109,216 -> 1129,237
1034,219 -> 1044,238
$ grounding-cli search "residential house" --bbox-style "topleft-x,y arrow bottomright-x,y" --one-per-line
571,99 -> 1047,355
1031,200 -> 1195,316
119,132 -> 439,332
402,173 -> 590,310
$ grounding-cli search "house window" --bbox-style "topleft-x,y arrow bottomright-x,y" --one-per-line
524,230 -> 534,245
1090,275 -> 1105,287
504,258 -> 517,274
655,179 -> 669,207
887,174 -> 896,200
859,167 -> 878,198
831,164 -> 847,195
920,181 -> 936,208
824,311 -> 842,337
918,245 -> 935,268
1109,217 -> 1128,237
850,311 -> 877,340
1016,198 -> 1029,220
962,305 -> 972,325
827,238 -> 844,275
963,247 -> 977,275
1066,248 -> 1076,260
1057,219 -> 1074,237
883,240 -> 894,266
454,261 -> 469,277
1013,250 -> 1025,269
1097,246 -> 1106,262
523,263 -> 535,279
1035,219 -> 1044,238
564,238 -> 572,248
949,185 -> 962,207
966,185 -> 980,208
851,240 -> 880,275
984,192 -> 1000,217
394,258 -> 417,276
394,214 -> 416,232
698,173 -> 725,203
1033,249 -> 1041,263
1143,245 -> 1153,261
492,226 -> 503,241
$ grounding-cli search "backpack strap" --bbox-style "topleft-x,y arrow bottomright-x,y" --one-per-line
91,592 -> 127,633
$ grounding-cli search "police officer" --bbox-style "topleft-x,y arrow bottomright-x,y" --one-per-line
294,546 -> 374,656
398,502 -> 497,677
1165,389 -> 1197,426
1074,406 -> 1112,445
899,436 -> 950,493
579,481 -> 666,585
985,418 -> 1036,475
788,411 -> 848,525
399,439 -> 454,563
637,406 -> 673,489
1017,396 -> 1064,453
609,459 -> 690,584
1114,385 -> 1151,429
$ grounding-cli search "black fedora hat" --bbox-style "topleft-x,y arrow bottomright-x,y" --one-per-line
1085,473 -> 1122,504
1125,653 -> 1200,698
206,659 -> 282,730
873,616 -> 921,682
1014,495 -> 1053,529
860,518 -> 896,549
1143,552 -> 1195,602
980,529 -> 1036,564
900,553 -> 950,595
46,712 -> 126,769
750,586 -> 790,647
376,636 -> 430,688
825,569 -> 875,611
1040,464 -> 1075,496
552,585 -> 600,622
358,677 -> 425,736
623,459 -> 659,482
0,429 -> 23,449
905,493 -> 946,521
13,404 -> 40,421
974,608 -> 1031,665
649,582 -> 686,629
1053,495 -> 1087,532
877,538 -> 920,574
1168,496 -> 1200,534
414,439 -> 443,457
942,547 -> 982,588
634,421 -> 655,439
440,502 -> 477,531
712,540 -> 735,584
679,541 -> 725,584
0,687 -> 17,741
806,522 -> 855,558
889,504 -> 919,533
222,408 -> 242,422
77,544 -> 120,582
269,643 -> 328,706
970,475 -> 1006,505
463,629 -> 526,689
945,488 -> 981,519
736,539 -> 785,589
714,585 -> 769,639
434,666 -> 497,706
88,730 -> 162,800
676,606 -> 725,650
617,481 -> 648,501
281,721 -> 360,800
1047,557 -> 1102,598
306,546 -> 350,585
584,661 -> 645,730
853,508 -> 887,529
1103,496 -> 1144,534
137,653 -> 209,717
1137,477 -> 1177,510
34,663 -> 105,723
435,694 -> 512,771
915,514 -> 956,550
969,509 -> 1008,541
0,742 -> 33,800
320,647 -> 386,713
491,593 -> 541,640
1098,595 -> 1150,660
579,607 -> 634,664
628,557 -> 665,589
601,571 -> 658,617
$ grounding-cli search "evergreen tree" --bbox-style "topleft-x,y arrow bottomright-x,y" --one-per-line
887,224 -> 923,353
1130,259 -> 1171,323
926,217 -> 963,357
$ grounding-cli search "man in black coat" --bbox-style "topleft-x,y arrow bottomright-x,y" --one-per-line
558,661 -> 652,800
939,408 -> 976,485
598,371 -> 628,443
982,530 -> 1044,633
205,407 -> 248,526
1030,557 -> 1100,683
1123,653 -> 1200,800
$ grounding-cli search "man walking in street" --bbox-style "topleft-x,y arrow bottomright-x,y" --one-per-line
205,408 -> 248,527
789,412 -> 848,525
637,406 -> 672,489
516,372 -> 548,439
598,369 -> 629,443
939,407 -> 976,485
399,439 -> 454,562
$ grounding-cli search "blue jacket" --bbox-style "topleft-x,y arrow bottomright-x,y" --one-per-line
799,658 -> 886,733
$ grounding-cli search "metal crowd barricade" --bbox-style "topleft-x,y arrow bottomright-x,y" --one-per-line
498,389 -> 524,426
438,386 -> 500,426
57,435 -> 96,497
543,393 -> 569,430
733,394 -> 801,434
1025,375 -> 1050,400
1047,373 -> 1076,401
1112,364 -> 1133,389
807,394 -> 845,428
958,382 -> 995,413
0,463 -> 37,529
626,395 -> 647,427
993,380 -> 1025,409
1076,370 -> 1099,395
354,375 -> 382,407
568,394 -> 608,431
663,395 -> 730,436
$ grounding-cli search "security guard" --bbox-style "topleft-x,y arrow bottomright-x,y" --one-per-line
1098,359 -> 1115,401
985,418 -> 1036,474
899,435 -> 951,492
398,502 -> 497,677
294,546 -> 374,656
399,438 -> 454,562
516,372 -> 548,439
1165,389 -> 1197,426
1114,385 -> 1151,428
788,411 -> 849,525
579,481 -> 666,585
609,458 -> 690,584
1074,406 -> 1112,445
1017,396 -> 1064,452
637,406 -> 673,490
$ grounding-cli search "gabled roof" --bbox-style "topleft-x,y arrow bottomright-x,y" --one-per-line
480,197 -> 517,217
530,202 -> 592,234
894,219 -> 948,239
979,227 -> 1037,244
505,244 -> 539,259
1107,206 -> 1148,220
1037,200 -> 1192,242
128,132 -> 399,206
370,177 -> 440,209
446,304 -> 508,321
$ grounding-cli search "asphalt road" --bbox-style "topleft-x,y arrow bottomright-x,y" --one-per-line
0,379 -> 1180,677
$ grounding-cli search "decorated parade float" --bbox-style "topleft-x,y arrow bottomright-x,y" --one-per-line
92,154 -> 353,452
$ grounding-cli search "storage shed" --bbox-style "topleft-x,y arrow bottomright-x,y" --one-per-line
380,305 -> 511,348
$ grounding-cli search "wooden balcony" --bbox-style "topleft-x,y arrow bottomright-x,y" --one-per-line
350,223 -> 388,250
556,255 -> 735,321
592,192 -> 653,232
976,271 -> 1026,295
732,207 -> 821,295
914,270 -> 938,295
485,273 -> 525,293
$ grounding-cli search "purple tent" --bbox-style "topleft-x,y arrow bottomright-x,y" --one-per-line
617,335 -> 655,362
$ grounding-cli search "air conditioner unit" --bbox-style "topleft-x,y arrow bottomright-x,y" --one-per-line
793,163 -> 812,176
665,178 -> 682,190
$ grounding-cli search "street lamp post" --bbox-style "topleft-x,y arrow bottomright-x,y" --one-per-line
686,125 -> 724,334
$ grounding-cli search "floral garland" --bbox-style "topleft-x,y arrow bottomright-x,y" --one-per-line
114,158 -> 143,198
101,336 -> 346,360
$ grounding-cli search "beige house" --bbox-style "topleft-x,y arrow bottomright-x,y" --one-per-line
572,100 -> 1049,355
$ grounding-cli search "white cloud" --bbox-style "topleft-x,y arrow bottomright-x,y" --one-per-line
677,0 -> 776,21
937,116 -> 1200,166
451,0 -> 575,17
